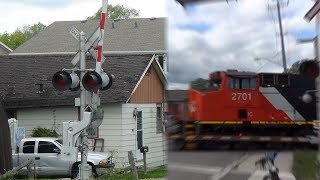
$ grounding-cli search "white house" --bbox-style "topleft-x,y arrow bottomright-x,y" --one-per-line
1,17 -> 168,168
0,53 -> 167,168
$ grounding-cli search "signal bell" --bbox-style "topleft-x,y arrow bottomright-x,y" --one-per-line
82,71 -> 113,92
52,71 -> 80,91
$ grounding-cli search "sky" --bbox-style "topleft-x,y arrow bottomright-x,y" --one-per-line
0,0 -> 167,33
167,0 -> 317,89
0,0 -> 317,90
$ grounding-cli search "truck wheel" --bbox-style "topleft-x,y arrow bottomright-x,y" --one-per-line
71,164 -> 80,179
71,163 -> 95,179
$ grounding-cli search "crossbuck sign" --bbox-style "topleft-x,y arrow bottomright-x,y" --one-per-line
69,27 -> 106,65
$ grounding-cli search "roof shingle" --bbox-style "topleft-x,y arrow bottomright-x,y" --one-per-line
0,54 -> 153,108
12,18 -> 166,54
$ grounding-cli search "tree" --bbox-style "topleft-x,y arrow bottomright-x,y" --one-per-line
87,4 -> 140,20
190,78 -> 209,90
0,22 -> 46,50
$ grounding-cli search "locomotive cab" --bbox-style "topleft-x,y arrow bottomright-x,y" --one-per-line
189,70 -> 316,122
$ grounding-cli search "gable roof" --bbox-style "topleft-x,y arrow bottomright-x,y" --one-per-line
127,55 -> 168,103
0,54 -> 159,109
12,18 -> 166,55
0,41 -> 12,53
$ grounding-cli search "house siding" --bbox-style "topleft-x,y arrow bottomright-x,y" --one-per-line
121,104 -> 167,168
16,106 -> 78,137
130,64 -> 164,104
96,104 -> 125,166
15,103 -> 167,169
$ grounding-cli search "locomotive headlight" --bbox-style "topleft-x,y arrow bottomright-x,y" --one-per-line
302,93 -> 312,103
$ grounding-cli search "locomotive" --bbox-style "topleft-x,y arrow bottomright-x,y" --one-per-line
166,60 -> 319,149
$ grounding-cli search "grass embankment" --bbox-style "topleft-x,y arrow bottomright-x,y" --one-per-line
103,165 -> 167,180
292,150 -> 320,180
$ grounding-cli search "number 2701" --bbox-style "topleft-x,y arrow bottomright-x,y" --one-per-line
231,93 -> 252,101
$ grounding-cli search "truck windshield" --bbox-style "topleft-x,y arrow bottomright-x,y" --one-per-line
55,139 -> 63,147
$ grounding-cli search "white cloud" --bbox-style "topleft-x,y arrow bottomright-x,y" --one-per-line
167,0 -> 316,87
0,0 -> 167,33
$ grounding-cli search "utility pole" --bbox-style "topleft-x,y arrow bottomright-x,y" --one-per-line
52,1 -> 112,179
79,31 -> 91,180
276,0 -> 287,73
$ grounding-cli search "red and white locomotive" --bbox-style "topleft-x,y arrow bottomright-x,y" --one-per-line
167,60 -> 319,148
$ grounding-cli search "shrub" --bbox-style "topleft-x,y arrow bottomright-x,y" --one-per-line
31,127 -> 59,138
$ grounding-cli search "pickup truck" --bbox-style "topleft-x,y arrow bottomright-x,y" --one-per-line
12,137 -> 114,178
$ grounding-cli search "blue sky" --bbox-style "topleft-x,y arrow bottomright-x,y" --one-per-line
177,23 -> 213,32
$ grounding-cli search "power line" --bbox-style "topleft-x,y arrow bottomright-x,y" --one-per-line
265,0 -> 279,53
265,0 -> 288,72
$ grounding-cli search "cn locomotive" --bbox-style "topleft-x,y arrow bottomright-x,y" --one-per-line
166,60 -> 319,149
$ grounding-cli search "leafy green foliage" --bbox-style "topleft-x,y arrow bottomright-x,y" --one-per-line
0,22 -> 46,50
31,127 -> 59,138
87,4 -> 140,20
0,171 -> 14,179
292,150 -> 320,180
190,78 -> 209,90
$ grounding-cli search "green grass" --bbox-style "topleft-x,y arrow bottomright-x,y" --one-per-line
102,166 -> 167,180
137,166 -> 167,179
292,150 -> 320,180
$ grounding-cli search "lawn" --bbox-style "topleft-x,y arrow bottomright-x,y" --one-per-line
292,150 -> 320,180
102,165 -> 167,180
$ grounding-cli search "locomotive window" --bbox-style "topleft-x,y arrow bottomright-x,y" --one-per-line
228,78 -> 240,89
229,77 -> 257,90
241,79 -> 250,89
228,78 -> 233,89
250,78 -> 257,89
234,78 -> 240,89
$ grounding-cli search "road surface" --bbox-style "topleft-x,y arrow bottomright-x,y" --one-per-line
167,151 -> 295,180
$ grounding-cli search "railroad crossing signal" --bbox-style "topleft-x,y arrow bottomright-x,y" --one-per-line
52,70 -> 113,92
82,71 -> 113,92
52,71 -> 80,91
304,0 -> 320,22
69,27 -> 106,66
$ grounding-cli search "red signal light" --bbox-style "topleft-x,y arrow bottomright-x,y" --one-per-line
52,71 -> 80,91
82,71 -> 102,92
82,71 -> 114,92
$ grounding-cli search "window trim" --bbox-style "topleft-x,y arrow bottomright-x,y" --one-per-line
156,103 -> 163,134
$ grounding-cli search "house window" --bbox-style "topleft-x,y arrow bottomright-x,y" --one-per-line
23,141 -> 35,154
136,110 -> 143,151
156,104 -> 163,133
